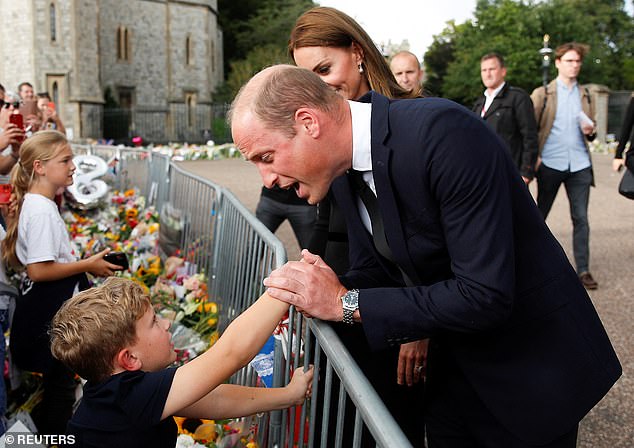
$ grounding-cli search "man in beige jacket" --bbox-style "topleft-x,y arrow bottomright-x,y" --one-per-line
531,42 -> 598,290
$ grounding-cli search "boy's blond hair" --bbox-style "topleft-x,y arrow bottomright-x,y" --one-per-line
50,277 -> 151,383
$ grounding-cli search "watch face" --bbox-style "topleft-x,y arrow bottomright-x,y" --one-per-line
343,290 -> 359,309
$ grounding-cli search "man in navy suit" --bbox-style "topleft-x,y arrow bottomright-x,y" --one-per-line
230,65 -> 621,447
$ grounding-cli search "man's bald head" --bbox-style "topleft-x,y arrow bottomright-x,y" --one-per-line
230,64 -> 343,139
390,51 -> 423,94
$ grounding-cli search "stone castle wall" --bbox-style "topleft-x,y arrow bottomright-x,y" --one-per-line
0,0 -> 223,141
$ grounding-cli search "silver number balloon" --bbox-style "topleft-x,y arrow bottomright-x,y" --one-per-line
65,155 -> 109,210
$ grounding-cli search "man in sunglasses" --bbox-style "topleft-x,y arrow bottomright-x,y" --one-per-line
0,85 -> 25,174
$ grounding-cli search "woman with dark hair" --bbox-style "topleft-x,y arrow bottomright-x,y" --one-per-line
289,7 -> 425,446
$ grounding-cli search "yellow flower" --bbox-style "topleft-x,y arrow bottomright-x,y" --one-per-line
131,279 -> 150,294
207,317 -> 218,327
193,423 -> 217,442
126,208 -> 139,219
148,223 -> 159,234
124,189 -> 135,197
209,331 -> 219,346
148,256 -> 161,268
206,302 -> 218,314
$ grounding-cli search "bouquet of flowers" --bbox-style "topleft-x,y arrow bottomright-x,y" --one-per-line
174,417 -> 259,448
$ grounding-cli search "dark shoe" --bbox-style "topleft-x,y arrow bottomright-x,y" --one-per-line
579,272 -> 598,290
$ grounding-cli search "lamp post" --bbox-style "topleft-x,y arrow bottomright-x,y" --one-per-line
539,34 -> 553,88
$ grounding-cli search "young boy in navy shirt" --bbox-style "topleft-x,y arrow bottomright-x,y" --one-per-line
50,277 -> 313,447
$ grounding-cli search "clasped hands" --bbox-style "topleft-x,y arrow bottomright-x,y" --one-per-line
264,249 -> 428,386
264,249 -> 346,321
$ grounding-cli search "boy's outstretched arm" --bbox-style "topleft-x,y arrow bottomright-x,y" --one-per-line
162,293 -> 290,419
176,366 -> 314,419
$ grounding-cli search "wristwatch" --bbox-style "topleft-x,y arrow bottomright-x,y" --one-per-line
341,289 -> 359,325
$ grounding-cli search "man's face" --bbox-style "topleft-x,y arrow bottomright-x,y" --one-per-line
19,85 -> 34,100
232,111 -> 335,205
555,50 -> 582,81
390,54 -> 423,92
480,58 -> 506,91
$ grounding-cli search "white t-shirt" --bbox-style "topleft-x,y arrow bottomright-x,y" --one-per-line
0,226 -> 8,284
17,193 -> 76,266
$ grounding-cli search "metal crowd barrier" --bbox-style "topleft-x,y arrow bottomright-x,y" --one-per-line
69,144 -> 413,448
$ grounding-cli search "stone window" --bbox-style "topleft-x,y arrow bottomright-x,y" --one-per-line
49,2 -> 56,42
185,93 -> 196,129
117,26 -> 130,61
186,35 -> 193,66
211,40 -> 215,73
52,82 -> 59,105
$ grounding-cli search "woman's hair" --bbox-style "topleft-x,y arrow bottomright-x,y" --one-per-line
51,277 -> 150,383
1,130 -> 69,268
289,7 -> 418,99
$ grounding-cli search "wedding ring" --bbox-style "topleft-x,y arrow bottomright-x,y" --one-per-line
414,365 -> 424,374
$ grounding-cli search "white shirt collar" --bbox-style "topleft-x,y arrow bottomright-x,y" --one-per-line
348,100 -> 375,231
349,100 -> 373,172
483,81 -> 505,101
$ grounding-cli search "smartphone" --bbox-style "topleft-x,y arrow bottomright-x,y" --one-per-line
103,251 -> 129,270
0,184 -> 12,205
9,113 -> 24,129
47,102 -> 56,111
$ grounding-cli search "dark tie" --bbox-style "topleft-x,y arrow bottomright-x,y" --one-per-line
348,170 -> 395,264
348,170 -> 419,286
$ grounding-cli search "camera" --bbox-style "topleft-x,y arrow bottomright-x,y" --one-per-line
103,251 -> 129,270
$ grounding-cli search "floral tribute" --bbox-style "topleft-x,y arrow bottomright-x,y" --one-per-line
7,187 -> 258,447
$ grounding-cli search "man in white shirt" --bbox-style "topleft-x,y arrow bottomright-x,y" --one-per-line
472,53 -> 538,184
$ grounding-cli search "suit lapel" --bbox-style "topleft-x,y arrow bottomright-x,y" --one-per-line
369,93 -> 421,284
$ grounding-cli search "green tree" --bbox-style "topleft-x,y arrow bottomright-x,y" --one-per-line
225,44 -> 292,98
424,0 -> 633,106
217,0 -> 315,100
442,0 -> 544,105
233,0 -> 314,56
218,0 -> 262,71
424,23 -> 460,97
536,0 -> 634,88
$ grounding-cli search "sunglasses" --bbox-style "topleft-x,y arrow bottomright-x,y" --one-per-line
0,100 -> 20,109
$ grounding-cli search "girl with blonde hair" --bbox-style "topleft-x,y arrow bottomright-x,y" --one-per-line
2,130 -> 120,435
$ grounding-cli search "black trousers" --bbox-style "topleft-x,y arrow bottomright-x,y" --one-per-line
425,358 -> 577,448
31,360 -> 77,436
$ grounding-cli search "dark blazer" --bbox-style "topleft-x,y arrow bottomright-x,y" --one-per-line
332,92 -> 621,445
472,83 -> 539,179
